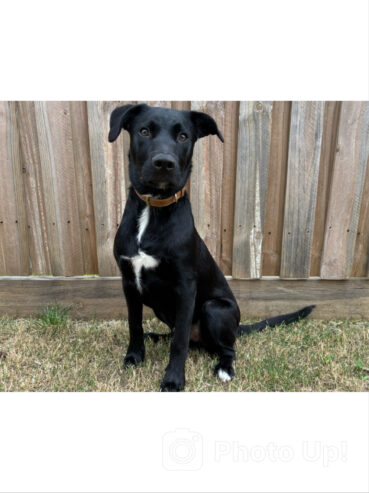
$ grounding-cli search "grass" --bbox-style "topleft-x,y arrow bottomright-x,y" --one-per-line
0,306 -> 368,391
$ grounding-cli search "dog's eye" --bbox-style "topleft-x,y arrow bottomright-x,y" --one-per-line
178,132 -> 188,142
139,127 -> 150,137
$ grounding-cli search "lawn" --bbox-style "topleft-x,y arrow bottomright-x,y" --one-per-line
0,306 -> 368,391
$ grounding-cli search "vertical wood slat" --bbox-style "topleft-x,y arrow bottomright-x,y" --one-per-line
0,102 -> 29,275
69,102 -> 98,274
220,101 -> 239,275
34,102 -> 85,276
190,101 -> 225,265
262,101 -> 291,276
87,101 -> 130,276
16,102 -> 52,274
310,102 -> 341,276
33,102 -> 67,275
351,157 -> 369,277
321,102 -> 369,278
280,101 -> 325,278
171,101 -> 191,111
232,101 -> 273,279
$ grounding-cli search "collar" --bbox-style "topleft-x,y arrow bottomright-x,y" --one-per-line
134,187 -> 186,207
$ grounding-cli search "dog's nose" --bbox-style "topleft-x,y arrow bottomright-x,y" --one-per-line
152,154 -> 176,171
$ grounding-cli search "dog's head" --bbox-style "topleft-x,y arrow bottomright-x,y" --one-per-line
108,103 -> 223,196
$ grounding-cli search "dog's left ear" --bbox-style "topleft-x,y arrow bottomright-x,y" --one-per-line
190,111 -> 224,143
108,104 -> 147,142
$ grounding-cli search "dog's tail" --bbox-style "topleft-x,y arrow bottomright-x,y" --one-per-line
236,305 -> 315,336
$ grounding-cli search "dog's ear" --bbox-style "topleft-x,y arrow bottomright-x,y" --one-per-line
108,104 -> 147,142
190,111 -> 224,143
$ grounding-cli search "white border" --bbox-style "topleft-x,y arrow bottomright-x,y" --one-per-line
0,393 -> 368,492
0,0 -> 367,100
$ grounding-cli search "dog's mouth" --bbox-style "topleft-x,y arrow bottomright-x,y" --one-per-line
143,178 -> 177,191
148,180 -> 170,190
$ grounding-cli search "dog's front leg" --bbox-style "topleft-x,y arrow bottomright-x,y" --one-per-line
160,280 -> 196,392
123,280 -> 145,367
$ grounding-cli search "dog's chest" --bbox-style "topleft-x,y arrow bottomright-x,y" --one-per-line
121,206 -> 160,293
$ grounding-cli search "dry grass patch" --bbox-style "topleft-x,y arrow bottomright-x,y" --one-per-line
0,308 -> 368,391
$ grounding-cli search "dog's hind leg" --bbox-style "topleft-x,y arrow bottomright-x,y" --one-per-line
200,299 -> 238,382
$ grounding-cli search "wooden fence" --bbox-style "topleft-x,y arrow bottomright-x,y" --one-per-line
1,101 -> 369,318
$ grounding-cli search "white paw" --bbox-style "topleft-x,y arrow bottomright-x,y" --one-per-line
218,368 -> 232,382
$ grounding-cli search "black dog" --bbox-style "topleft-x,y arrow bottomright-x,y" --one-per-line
109,103 -> 314,391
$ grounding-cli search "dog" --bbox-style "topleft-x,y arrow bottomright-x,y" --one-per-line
109,103 -> 314,391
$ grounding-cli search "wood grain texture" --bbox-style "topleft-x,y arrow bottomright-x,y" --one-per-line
171,101 -> 191,111
16,102 -> 52,274
69,102 -> 98,274
280,102 -> 324,278
262,101 -> 291,276
34,102 -> 84,276
87,101 -> 130,276
232,101 -> 273,278
2,100 -> 369,281
219,101 -> 239,274
190,101 -> 225,265
351,154 -> 369,277
34,102 -> 63,274
321,102 -> 369,278
0,102 -> 29,275
310,102 -> 341,276
1,277 -> 368,320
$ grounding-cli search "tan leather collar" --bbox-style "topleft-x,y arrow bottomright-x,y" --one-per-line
134,187 -> 186,207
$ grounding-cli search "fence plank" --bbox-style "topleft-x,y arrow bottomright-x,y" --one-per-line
34,102 -> 84,276
232,101 -> 273,278
321,102 -> 369,278
87,101 -> 130,276
190,101 -> 225,265
219,101 -> 239,274
171,101 -> 191,111
0,102 -> 29,275
16,102 -> 52,274
351,157 -> 369,277
262,101 -> 291,276
310,102 -> 341,276
34,102 -> 63,274
280,102 -> 324,278
69,102 -> 98,274
1,277 -> 369,320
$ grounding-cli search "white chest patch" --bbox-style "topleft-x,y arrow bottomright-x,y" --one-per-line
120,206 -> 160,293
137,205 -> 150,244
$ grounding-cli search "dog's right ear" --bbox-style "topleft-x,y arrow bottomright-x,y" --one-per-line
108,104 -> 147,142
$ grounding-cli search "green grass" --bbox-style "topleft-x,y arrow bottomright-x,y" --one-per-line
34,305 -> 71,333
0,308 -> 368,391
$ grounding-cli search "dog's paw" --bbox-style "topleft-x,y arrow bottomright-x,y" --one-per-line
213,362 -> 234,382
160,372 -> 185,392
123,347 -> 145,367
